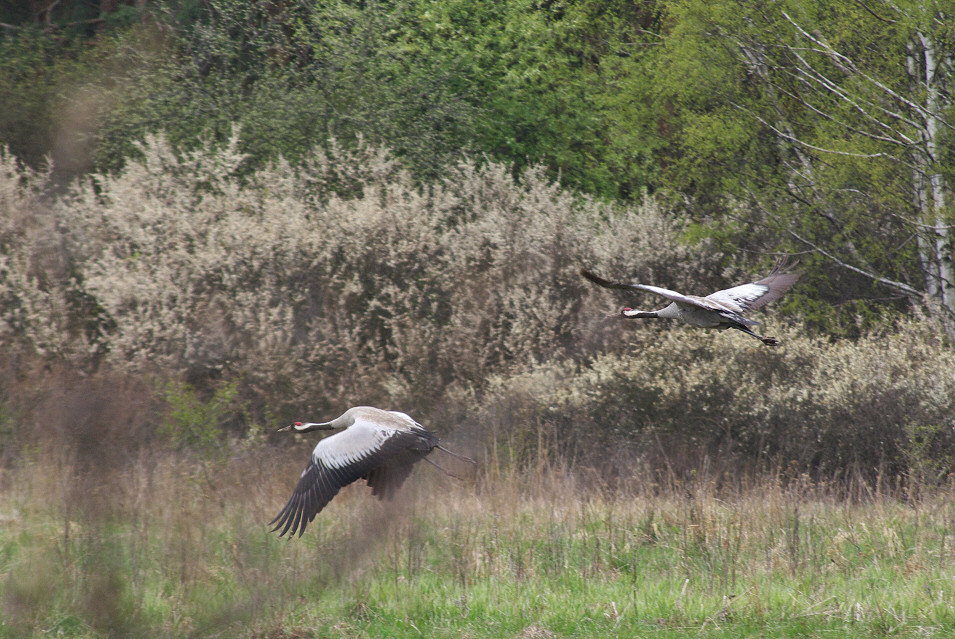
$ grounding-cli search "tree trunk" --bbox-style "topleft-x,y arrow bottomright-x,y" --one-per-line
916,32 -> 955,320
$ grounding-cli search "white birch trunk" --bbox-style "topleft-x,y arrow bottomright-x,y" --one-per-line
907,41 -> 940,299
917,32 -> 955,318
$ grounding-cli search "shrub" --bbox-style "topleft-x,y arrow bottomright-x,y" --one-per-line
6,135 -> 952,483
161,379 -> 239,453
4,134 -> 721,420
469,318 -> 955,484
0,147 -> 89,361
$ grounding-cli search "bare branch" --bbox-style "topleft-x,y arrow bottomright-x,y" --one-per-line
762,73 -> 915,146
783,44 -> 924,132
732,32 -> 924,134
854,0 -> 899,24
789,230 -> 923,296
729,102 -> 889,158
781,11 -> 955,131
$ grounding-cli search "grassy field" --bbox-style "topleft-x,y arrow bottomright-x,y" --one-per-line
2,446 -> 954,638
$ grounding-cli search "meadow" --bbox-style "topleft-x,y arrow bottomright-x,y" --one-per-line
3,441 -> 954,638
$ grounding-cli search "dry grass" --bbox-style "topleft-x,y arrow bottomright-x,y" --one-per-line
2,437 -> 955,638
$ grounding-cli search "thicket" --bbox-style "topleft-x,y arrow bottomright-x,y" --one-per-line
0,134 -> 718,410
2,138 -> 954,484
5,0 -> 955,332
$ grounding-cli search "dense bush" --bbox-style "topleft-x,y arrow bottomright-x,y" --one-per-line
467,318 -> 955,484
1,136 -> 720,419
3,137 -> 953,483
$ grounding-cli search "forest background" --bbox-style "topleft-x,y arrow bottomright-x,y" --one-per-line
2,1 -> 955,637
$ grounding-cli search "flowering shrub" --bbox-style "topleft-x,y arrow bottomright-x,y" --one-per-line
4,136 -> 950,480
2,135 -> 718,416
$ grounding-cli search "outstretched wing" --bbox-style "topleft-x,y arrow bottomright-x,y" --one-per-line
706,258 -> 799,313
581,269 -> 716,311
269,420 -> 438,538
269,458 -> 343,538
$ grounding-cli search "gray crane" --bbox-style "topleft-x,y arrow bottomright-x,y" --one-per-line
581,258 -> 799,345
270,406 -> 473,537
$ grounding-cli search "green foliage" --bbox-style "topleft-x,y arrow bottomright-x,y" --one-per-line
0,28 -> 78,169
0,10 -> 155,177
160,379 -> 238,452
653,0 -> 955,321
1,0 -> 667,198
405,0 -> 664,198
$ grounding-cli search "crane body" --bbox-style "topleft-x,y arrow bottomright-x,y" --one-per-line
270,406 -> 472,538
581,258 -> 799,345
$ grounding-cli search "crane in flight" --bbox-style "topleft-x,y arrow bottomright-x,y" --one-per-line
580,258 -> 799,345
270,406 -> 474,537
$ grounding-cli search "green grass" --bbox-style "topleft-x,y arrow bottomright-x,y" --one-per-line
2,449 -> 954,638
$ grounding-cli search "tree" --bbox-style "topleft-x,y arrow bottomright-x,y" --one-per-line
658,0 -> 955,331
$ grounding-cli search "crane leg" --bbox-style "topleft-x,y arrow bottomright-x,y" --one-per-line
436,445 -> 476,464
421,454 -> 466,480
731,323 -> 778,345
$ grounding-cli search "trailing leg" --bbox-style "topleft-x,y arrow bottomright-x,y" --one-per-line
730,323 -> 778,345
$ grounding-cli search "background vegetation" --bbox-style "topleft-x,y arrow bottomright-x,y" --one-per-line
2,0 -> 955,636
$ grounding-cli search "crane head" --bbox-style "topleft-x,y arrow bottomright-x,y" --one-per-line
621,308 -> 658,318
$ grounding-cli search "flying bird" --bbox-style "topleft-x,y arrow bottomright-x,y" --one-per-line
270,406 -> 474,538
580,258 -> 799,345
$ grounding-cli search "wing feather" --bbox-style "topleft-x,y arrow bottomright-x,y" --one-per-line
583,259 -> 798,316
581,270 -> 703,306
270,423 -> 440,537
706,258 -> 799,312
633,284 -> 698,305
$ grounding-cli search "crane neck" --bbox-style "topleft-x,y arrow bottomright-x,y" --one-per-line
281,407 -> 362,432
622,308 -> 659,319
288,419 -> 342,432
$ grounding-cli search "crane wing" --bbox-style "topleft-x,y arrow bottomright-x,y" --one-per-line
269,420 -> 438,538
581,269 -> 717,309
581,270 -> 684,301
633,284 -> 701,306
706,259 -> 799,313
580,269 -> 645,292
